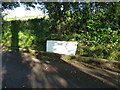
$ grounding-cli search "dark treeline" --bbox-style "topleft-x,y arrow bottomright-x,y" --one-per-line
2,2 -> 120,60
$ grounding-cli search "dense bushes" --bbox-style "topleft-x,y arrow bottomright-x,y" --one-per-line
2,2 -> 120,61
2,18 -> 120,61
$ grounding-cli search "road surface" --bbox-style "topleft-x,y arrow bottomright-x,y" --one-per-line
2,51 -> 119,88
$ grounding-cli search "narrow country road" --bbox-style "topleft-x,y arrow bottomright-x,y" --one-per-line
2,51 -> 119,88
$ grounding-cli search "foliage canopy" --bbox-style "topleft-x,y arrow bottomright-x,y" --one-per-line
2,2 -> 120,60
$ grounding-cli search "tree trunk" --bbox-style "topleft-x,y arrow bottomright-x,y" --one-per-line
11,21 -> 19,52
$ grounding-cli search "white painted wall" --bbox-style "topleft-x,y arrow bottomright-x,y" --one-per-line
46,40 -> 78,55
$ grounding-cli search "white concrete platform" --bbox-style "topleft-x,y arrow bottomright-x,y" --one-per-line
46,40 -> 78,55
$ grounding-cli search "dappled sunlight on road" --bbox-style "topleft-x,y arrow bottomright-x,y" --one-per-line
2,51 -> 119,88
60,55 -> 119,87
27,62 -> 69,88
22,55 -> 69,88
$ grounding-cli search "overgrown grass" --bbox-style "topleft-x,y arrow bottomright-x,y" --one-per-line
76,43 -> 120,61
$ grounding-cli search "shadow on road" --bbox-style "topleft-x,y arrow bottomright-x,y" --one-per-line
2,51 -> 119,88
